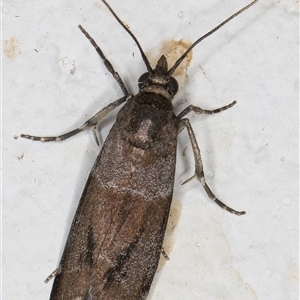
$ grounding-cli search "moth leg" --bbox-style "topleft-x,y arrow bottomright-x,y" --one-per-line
44,267 -> 60,284
161,248 -> 170,261
177,100 -> 236,120
178,118 -> 245,216
21,95 -> 130,145
78,25 -> 129,97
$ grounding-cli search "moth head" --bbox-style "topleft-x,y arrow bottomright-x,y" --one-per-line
138,55 -> 179,100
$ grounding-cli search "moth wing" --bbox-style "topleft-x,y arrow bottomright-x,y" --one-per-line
50,118 -> 177,299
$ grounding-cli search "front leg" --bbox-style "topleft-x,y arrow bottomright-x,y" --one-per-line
78,25 -> 129,97
178,118 -> 245,216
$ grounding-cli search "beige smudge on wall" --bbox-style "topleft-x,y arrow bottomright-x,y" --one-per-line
146,39 -> 193,81
4,37 -> 21,60
157,197 -> 182,271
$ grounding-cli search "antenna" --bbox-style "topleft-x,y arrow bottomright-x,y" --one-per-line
102,0 -> 154,75
167,0 -> 259,76
102,0 -> 259,78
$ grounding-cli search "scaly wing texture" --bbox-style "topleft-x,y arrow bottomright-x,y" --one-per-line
50,94 -> 178,300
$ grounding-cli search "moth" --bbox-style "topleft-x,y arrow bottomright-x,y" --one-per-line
21,0 -> 258,299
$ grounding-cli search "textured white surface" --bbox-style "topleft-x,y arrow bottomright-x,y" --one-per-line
3,0 -> 299,299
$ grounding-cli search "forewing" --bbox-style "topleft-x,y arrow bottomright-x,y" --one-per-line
50,98 -> 178,300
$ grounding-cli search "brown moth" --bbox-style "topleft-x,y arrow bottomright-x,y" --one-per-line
21,0 -> 258,299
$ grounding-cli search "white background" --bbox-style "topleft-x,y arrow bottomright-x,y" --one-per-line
3,0 -> 299,299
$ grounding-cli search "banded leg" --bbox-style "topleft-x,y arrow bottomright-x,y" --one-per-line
178,118 -> 245,216
161,248 -> 170,261
45,268 -> 60,284
78,25 -> 129,96
21,95 -> 131,145
177,100 -> 236,120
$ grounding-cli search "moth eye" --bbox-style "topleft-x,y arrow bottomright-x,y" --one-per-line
138,72 -> 151,89
166,77 -> 178,97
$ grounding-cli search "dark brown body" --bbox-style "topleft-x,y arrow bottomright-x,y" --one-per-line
50,92 -> 178,299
